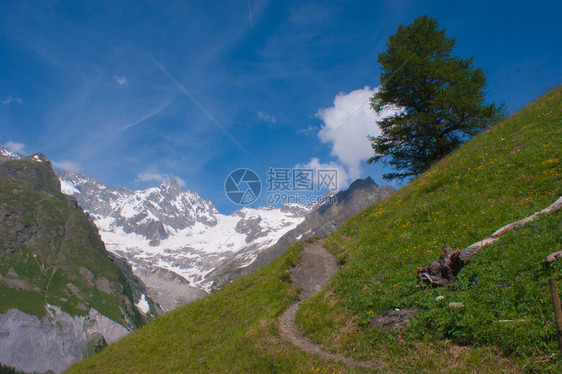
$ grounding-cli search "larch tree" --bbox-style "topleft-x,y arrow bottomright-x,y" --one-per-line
368,15 -> 504,180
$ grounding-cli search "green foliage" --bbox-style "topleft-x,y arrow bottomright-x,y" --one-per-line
299,85 -> 562,370
368,15 -> 504,180
407,213 -> 562,356
0,285 -> 46,317
0,364 -> 24,374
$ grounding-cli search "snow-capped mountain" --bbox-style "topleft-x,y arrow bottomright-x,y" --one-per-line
58,172 -> 311,311
206,177 -> 396,287
0,144 -> 22,161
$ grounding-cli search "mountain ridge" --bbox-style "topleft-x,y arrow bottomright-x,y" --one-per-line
0,153 -> 158,373
58,172 -> 313,310
58,170 -> 395,311
205,176 -> 396,288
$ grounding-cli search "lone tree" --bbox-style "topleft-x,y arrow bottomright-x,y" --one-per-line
368,15 -> 504,180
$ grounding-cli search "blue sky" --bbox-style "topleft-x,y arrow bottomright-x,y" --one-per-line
1,0 -> 560,214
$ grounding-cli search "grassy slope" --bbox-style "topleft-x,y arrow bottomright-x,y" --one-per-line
68,244 -> 357,373
69,86 -> 561,373
298,86 -> 562,372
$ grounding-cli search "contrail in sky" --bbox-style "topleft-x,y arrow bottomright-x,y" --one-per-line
146,52 -> 251,158
247,0 -> 254,28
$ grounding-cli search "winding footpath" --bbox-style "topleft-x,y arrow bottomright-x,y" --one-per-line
278,239 -> 383,370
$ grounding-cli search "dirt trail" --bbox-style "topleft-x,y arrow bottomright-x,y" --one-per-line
278,239 -> 383,370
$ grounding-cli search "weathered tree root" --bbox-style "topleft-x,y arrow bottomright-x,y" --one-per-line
418,195 -> 562,286
417,244 -> 464,286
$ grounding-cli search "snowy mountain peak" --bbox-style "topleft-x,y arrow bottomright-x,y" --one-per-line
162,177 -> 181,190
0,144 -> 22,161
59,172 -> 219,245
58,173 -> 310,310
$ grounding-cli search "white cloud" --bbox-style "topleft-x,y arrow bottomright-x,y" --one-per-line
114,75 -> 128,86
174,176 -> 186,187
316,86 -> 398,180
136,172 -> 166,183
258,111 -> 276,123
136,172 -> 186,187
5,141 -> 25,154
295,157 -> 350,191
296,125 -> 317,135
52,160 -> 83,173
2,96 -> 23,105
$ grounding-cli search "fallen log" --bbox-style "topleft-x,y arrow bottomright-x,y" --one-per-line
418,196 -> 562,287
543,250 -> 562,264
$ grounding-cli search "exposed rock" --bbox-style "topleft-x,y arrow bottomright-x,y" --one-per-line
66,283 -> 83,298
369,308 -> 418,331
448,302 -> 465,310
0,144 -> 22,162
79,267 -> 95,287
0,306 -> 128,374
59,173 -> 219,242
235,215 -> 266,243
108,253 -> 163,316
7,268 -> 18,277
0,273 -> 28,290
95,277 -> 114,294
140,267 -> 208,311
0,153 -> 160,372
58,172 -> 311,310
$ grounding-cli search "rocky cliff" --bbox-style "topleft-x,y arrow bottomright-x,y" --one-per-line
0,153 -> 159,373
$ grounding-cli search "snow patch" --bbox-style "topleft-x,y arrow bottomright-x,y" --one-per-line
135,294 -> 150,314
0,145 -> 21,160
59,179 -> 79,195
